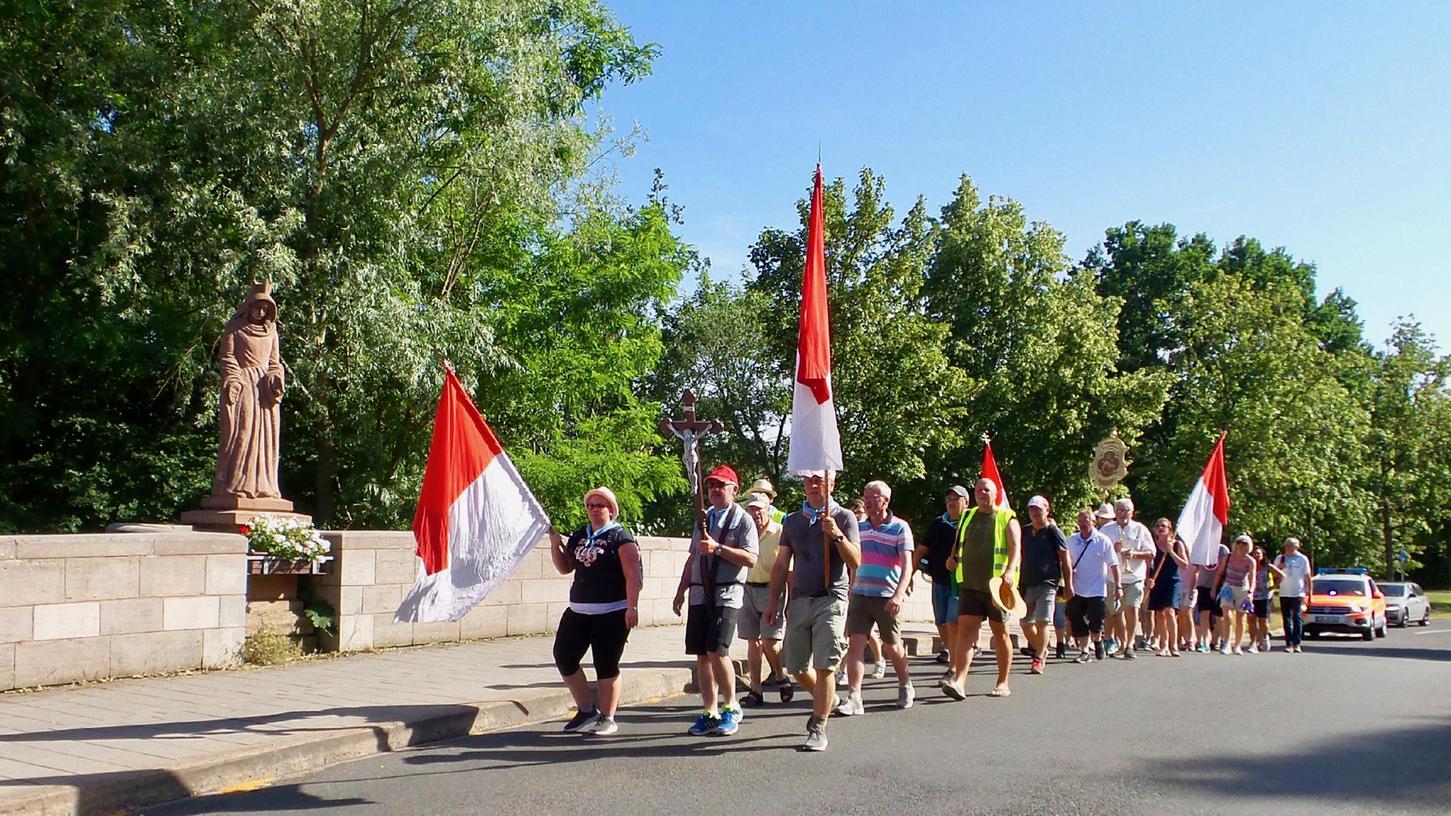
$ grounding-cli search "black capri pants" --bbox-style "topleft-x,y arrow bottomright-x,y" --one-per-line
1066,595 -> 1107,638
553,608 -> 630,679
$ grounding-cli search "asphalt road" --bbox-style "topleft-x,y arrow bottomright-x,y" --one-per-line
147,620 -> 1451,816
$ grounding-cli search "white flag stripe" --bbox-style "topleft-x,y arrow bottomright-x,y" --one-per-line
1178,477 -> 1225,567
787,377 -> 844,475
396,453 -> 550,623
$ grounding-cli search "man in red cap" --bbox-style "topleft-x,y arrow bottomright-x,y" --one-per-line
674,464 -> 759,736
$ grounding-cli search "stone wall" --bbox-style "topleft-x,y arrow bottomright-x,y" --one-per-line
316,531 -> 936,652
0,532 -> 247,691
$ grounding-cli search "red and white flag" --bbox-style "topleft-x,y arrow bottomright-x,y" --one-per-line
786,164 -> 844,475
1178,432 -> 1231,567
396,366 -> 551,623
981,439 -> 1011,510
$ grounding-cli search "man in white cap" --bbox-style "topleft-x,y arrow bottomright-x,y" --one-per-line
1019,495 -> 1069,675
765,469 -> 861,752
1100,497 -> 1155,660
913,485 -> 969,673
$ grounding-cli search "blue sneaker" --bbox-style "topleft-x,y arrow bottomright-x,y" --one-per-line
688,713 -> 720,736
714,707 -> 741,736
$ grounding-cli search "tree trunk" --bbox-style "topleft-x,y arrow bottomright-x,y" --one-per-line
1381,501 -> 1395,578
314,406 -> 336,527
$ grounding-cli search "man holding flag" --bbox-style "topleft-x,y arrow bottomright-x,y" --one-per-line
763,162 -> 860,753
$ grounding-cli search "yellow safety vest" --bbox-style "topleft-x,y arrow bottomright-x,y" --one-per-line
954,506 -> 1017,586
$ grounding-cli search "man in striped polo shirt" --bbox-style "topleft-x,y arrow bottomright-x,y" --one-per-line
835,480 -> 916,715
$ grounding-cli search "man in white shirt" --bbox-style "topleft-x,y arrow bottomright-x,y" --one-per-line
1100,497 -> 1155,659
1066,509 -> 1122,663
1269,537 -> 1313,653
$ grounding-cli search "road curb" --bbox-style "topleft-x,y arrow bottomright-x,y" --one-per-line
0,666 -> 693,816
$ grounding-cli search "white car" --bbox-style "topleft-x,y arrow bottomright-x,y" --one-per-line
1380,581 -> 1432,627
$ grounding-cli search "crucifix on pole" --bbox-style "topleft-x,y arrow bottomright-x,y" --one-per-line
660,389 -> 726,600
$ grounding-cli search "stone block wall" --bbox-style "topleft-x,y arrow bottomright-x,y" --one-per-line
317,531 -> 936,652
0,532 -> 247,691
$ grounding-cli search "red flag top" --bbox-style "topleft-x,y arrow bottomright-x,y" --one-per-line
1203,431 -> 1231,525
981,440 -> 1011,509
412,367 -> 504,575
796,165 -> 832,405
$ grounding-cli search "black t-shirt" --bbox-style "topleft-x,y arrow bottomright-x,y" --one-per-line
1020,522 -> 1067,587
920,513 -> 959,584
566,524 -> 636,605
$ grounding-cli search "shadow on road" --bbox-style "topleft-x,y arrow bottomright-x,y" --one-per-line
1303,641 -> 1451,663
1144,717 -> 1451,805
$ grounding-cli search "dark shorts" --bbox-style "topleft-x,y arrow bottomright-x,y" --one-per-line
1195,586 -> 1222,617
685,603 -> 739,656
553,608 -> 630,679
1066,595 -> 1107,638
957,588 -> 1007,623
1252,598 -> 1271,619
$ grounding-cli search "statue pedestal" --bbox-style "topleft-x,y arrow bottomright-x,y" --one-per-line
182,496 -> 311,533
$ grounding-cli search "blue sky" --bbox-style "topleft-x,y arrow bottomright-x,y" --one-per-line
595,2 -> 1450,350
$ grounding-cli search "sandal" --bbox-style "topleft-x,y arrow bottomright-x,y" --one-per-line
777,677 -> 794,704
740,690 -> 764,707
989,686 -> 1011,698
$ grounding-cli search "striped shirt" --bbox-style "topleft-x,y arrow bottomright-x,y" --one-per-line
852,514 -> 914,598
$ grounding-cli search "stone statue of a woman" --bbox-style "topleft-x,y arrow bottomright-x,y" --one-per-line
212,281 -> 285,499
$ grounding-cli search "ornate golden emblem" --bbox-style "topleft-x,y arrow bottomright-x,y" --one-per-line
1091,432 -> 1129,488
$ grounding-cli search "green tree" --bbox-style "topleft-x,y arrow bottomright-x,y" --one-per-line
925,177 -> 1169,516
1365,322 -> 1451,578
0,0 -> 669,531
1141,272 -> 1374,566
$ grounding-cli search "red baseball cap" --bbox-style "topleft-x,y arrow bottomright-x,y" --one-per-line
704,465 -> 739,487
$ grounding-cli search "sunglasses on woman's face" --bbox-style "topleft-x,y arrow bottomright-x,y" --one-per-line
586,502 -> 610,510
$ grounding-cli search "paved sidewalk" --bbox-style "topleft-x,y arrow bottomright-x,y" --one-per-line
0,623 -> 961,816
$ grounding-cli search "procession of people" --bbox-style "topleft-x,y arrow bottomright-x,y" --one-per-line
546,465 -> 1312,751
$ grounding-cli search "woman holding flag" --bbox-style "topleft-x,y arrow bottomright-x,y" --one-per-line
549,486 -> 643,736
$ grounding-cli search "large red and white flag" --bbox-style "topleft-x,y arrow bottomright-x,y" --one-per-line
1178,432 -> 1231,566
786,164 -> 844,475
396,366 -> 551,623
981,439 -> 1011,510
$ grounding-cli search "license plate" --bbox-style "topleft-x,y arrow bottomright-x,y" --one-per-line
1314,615 -> 1340,623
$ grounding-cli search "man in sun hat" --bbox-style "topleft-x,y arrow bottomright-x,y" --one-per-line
747,477 -> 786,524
1019,494 -> 1069,675
737,491 -> 791,706
673,464 -> 758,737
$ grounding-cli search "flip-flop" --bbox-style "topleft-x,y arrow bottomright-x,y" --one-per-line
989,686 -> 1012,698
778,678 -> 795,704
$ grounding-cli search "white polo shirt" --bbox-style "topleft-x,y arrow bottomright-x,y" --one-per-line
1100,519 -> 1154,584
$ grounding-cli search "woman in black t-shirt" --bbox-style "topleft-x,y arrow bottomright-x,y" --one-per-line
549,485 -> 642,736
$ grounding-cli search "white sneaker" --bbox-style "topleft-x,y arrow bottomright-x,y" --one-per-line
1219,644 -> 1231,655
835,668 -> 847,686
897,683 -> 915,709
1232,646 -> 1244,655
871,661 -> 887,680
834,690 -> 863,717
1247,644 -> 1259,654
